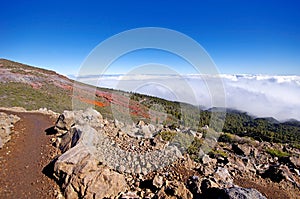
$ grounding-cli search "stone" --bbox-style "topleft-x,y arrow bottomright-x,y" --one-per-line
120,191 -> 139,199
54,143 -> 128,198
261,164 -> 296,183
151,135 -> 169,150
53,113 -> 128,198
187,176 -> 201,197
232,143 -> 250,156
141,125 -> 152,138
200,178 -> 219,192
137,120 -> 145,126
55,108 -> 103,132
214,167 -> 233,187
153,174 -> 164,189
156,180 -> 193,199
0,112 -> 20,148
223,187 -> 267,199
202,154 -> 217,165
289,156 -> 300,169
55,111 -> 76,131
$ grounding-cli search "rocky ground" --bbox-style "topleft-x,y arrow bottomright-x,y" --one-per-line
0,109 -> 60,198
50,109 -> 300,199
0,107 -> 299,199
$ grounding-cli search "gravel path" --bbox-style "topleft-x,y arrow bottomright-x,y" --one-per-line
0,110 -> 59,199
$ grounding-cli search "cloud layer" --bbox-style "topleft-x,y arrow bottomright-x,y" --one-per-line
73,74 -> 300,121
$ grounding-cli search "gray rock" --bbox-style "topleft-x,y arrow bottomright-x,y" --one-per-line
55,111 -> 76,131
223,187 -> 267,199
55,108 -> 103,132
53,113 -> 128,198
214,167 -> 233,187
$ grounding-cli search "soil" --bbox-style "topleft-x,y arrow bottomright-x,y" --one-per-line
234,175 -> 300,199
0,110 -> 59,199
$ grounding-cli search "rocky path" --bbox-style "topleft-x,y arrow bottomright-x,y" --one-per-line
0,110 -> 59,199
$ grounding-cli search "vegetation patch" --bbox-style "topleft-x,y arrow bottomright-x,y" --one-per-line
266,148 -> 291,158
208,149 -> 228,158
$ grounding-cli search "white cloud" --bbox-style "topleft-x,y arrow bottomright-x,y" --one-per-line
71,74 -> 300,121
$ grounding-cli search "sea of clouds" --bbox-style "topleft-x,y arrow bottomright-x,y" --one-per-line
73,74 -> 300,121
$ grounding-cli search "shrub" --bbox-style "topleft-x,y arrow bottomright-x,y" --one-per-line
266,148 -> 290,158
209,149 -> 228,158
218,133 -> 234,143
159,131 -> 177,141
187,138 -> 204,162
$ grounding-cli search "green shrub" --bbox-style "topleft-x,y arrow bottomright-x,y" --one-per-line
218,133 -> 235,143
187,138 -> 204,162
209,149 -> 228,158
158,131 -> 177,141
266,148 -> 290,158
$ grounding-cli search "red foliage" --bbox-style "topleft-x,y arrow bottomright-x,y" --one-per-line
75,96 -> 106,107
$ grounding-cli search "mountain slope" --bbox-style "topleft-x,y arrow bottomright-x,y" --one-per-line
1,58 -> 300,146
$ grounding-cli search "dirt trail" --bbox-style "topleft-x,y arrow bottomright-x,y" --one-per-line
0,110 -> 59,199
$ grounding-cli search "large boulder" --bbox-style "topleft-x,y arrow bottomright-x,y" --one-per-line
54,134 -> 128,198
53,110 -> 128,198
55,111 -> 76,131
55,108 -> 103,133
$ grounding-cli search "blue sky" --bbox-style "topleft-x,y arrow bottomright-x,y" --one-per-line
1,0 -> 300,75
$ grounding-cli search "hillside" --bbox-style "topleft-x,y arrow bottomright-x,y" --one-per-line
0,59 -> 300,198
1,58 -> 300,147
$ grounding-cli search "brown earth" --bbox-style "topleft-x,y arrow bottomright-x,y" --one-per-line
234,176 -> 300,199
0,110 -> 59,199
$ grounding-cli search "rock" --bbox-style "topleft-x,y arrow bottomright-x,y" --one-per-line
151,135 -> 169,150
187,176 -> 201,197
120,191 -> 139,199
200,178 -> 222,198
53,114 -> 128,198
261,164 -> 297,184
114,119 -> 124,129
223,187 -> 267,199
137,120 -> 145,126
54,143 -> 128,199
202,154 -> 217,165
140,125 -> 152,138
153,174 -> 164,189
232,143 -> 251,156
55,108 -> 103,132
50,108 -> 300,199
0,112 -> 20,148
198,165 -> 215,176
156,180 -> 193,199
55,111 -> 75,131
289,156 -> 300,169
80,108 -> 103,127
214,167 -> 233,187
